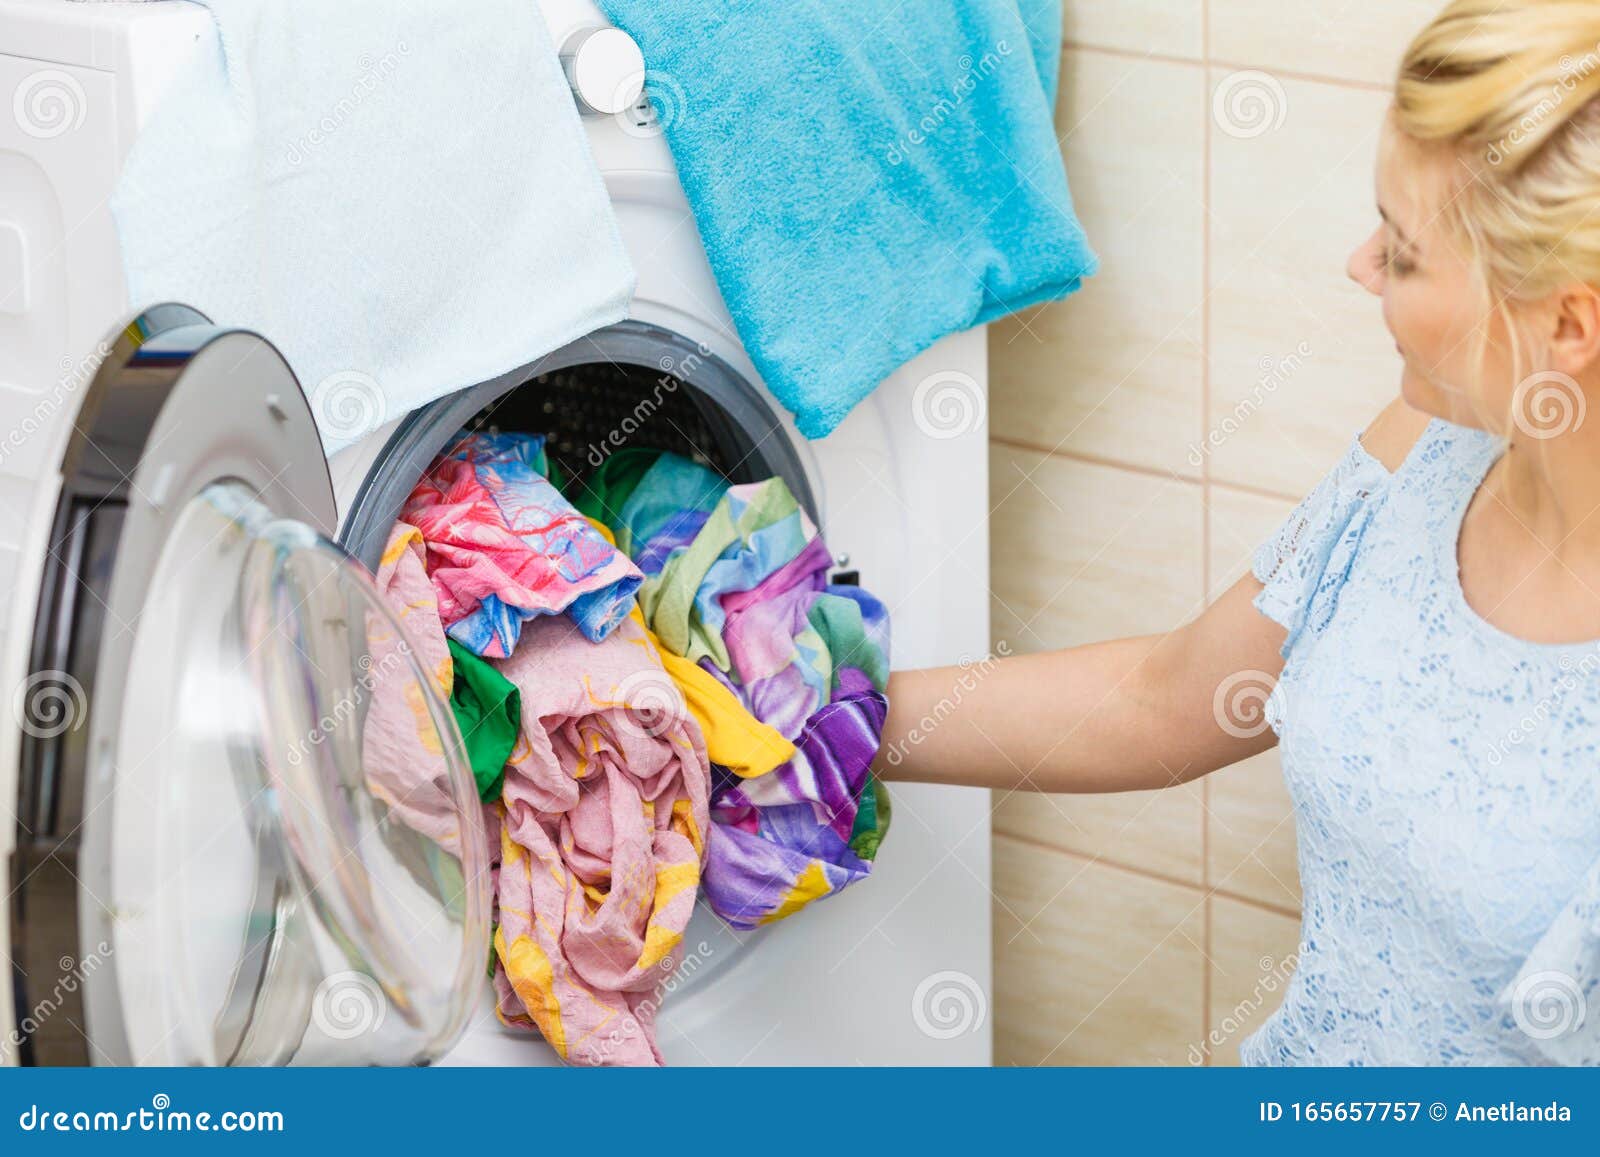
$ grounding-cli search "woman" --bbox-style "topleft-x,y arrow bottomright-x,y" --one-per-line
880,0 -> 1600,1065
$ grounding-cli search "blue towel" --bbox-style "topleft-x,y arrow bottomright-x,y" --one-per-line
110,0 -> 636,453
597,0 -> 1096,438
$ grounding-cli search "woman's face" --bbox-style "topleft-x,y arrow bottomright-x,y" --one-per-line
1346,122 -> 1515,432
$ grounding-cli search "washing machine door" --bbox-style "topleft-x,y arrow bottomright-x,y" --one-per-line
9,306 -> 490,1067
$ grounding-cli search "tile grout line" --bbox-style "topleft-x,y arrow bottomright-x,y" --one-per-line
992,12 -> 1314,1063
1062,40 -> 1395,95
989,435 -> 1309,506
995,829 -> 1301,920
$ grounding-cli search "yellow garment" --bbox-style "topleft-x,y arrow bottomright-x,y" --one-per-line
587,517 -> 795,778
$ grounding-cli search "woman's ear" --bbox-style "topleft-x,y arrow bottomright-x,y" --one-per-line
1547,282 -> 1600,377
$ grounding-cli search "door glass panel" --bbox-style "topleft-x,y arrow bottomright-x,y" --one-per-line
109,482 -> 488,1065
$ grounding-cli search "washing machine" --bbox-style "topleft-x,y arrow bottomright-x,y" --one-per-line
0,0 -> 994,1066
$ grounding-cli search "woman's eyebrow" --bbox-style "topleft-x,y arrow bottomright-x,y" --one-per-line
1377,203 -> 1410,244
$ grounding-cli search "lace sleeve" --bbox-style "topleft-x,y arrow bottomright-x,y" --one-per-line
1251,436 -> 1393,656
1498,858 -> 1600,1065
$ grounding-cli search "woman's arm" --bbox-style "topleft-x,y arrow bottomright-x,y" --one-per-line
877,574 -> 1286,793
879,398 -> 1433,795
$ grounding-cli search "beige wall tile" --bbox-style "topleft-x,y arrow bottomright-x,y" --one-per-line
1210,750 -> 1301,909
990,51 -> 1204,477
1210,0 -> 1435,86
995,781 -> 1206,883
994,838 -> 1205,1064
988,446 -> 1207,876
1064,0 -> 1204,60
1207,485 -> 1295,601
988,0 -> 1423,1069
1207,74 -> 1400,497
989,445 -> 1204,653
1207,896 -> 1302,1065
1204,487 -> 1301,907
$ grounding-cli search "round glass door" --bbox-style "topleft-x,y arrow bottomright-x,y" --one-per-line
105,481 -> 489,1066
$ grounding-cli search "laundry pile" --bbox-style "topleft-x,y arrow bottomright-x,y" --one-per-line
371,431 -> 891,1066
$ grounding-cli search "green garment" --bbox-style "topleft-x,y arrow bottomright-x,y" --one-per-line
612,452 -> 725,556
568,447 -> 662,538
850,779 -> 892,861
446,638 -> 521,801
807,594 -> 890,693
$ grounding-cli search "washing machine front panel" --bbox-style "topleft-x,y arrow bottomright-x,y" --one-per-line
10,308 -> 490,1066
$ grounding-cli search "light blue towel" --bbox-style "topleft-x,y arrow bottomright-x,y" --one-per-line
110,0 -> 636,452
597,0 -> 1095,439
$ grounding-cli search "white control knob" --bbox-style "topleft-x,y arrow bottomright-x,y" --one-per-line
561,26 -> 646,116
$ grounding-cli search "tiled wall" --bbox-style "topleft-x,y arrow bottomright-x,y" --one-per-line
987,0 -> 1437,1065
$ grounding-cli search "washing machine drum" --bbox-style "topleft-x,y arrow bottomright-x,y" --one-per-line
9,307 -> 490,1066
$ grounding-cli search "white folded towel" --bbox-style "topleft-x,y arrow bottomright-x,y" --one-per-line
111,0 -> 635,451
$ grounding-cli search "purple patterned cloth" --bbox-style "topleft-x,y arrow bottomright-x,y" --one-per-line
623,458 -> 892,929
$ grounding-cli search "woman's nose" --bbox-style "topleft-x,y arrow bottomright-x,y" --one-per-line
1347,228 -> 1385,296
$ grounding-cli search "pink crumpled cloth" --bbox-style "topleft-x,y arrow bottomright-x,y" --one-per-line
360,521 -> 469,857
401,432 -> 642,658
490,613 -> 710,1067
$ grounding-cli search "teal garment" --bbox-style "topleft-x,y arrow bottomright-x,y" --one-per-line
807,594 -> 889,694
640,477 -> 807,670
446,638 -> 521,801
614,453 -> 728,557
568,446 -> 659,529
849,779 -> 891,861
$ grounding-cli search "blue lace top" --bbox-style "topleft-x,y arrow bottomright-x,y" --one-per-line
1239,418 -> 1600,1066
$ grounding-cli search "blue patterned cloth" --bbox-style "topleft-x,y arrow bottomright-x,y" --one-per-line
1242,418 -> 1600,1065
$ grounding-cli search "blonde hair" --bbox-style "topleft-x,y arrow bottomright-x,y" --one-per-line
1392,0 -> 1600,431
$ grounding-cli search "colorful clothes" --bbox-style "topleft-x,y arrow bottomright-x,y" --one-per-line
490,613 -> 710,1068
445,638 -> 521,802
589,518 -> 797,782
643,476 -> 815,670
611,453 -> 894,929
402,431 -> 642,658
568,446 -> 661,533
362,522 -> 470,857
